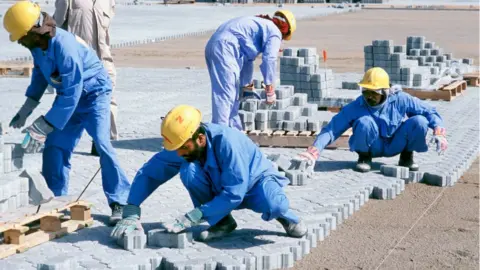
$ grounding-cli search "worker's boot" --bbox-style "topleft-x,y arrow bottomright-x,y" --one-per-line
109,203 -> 124,226
398,151 -> 419,171
355,152 -> 372,173
197,214 -> 237,242
277,218 -> 307,238
91,142 -> 99,157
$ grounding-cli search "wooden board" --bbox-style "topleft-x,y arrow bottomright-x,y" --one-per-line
463,72 -> 480,87
403,80 -> 467,101
0,200 -> 93,259
245,128 -> 352,149
0,65 -> 33,77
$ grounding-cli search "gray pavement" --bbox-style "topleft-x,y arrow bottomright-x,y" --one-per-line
0,68 -> 478,269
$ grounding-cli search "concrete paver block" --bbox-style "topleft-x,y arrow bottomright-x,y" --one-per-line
117,230 -> 147,250
20,169 -> 54,205
37,255 -> 79,270
147,229 -> 193,249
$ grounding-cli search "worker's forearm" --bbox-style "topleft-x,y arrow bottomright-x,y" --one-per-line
313,131 -> 334,151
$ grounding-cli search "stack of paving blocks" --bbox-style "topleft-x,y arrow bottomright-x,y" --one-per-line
0,126 -> 29,213
364,36 -> 475,89
239,85 -> 326,132
279,47 -> 335,103
341,81 -> 361,90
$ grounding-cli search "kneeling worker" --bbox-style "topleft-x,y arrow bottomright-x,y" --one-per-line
296,67 -> 448,172
111,105 -> 306,241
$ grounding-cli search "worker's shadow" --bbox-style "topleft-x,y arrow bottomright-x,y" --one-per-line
314,160 -> 385,172
111,137 -> 164,152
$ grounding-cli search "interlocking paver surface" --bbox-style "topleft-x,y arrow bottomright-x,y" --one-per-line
0,68 -> 478,269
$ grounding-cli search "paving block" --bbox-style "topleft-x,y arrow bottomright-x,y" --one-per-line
268,110 -> 285,121
117,230 -> 146,250
37,255 -> 79,270
286,170 -> 309,186
292,93 -> 308,106
408,171 -> 424,183
380,165 -> 409,179
283,107 -> 301,121
307,120 -> 321,132
268,154 -> 295,172
20,169 -> 54,205
293,119 -> 307,131
147,229 -> 193,249
239,111 -> 254,123
241,100 -> 258,113
272,98 -> 291,110
300,103 -> 317,117
215,256 -> 245,270
275,86 -> 294,99
254,110 -> 268,122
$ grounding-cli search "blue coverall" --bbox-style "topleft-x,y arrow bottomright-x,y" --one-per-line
205,16 -> 282,131
313,88 -> 444,157
25,28 -> 131,205
127,123 -> 299,226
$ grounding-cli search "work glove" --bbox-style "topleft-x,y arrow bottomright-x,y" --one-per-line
240,83 -> 262,102
110,205 -> 143,240
292,146 -> 320,174
10,97 -> 40,129
265,84 -> 276,105
21,116 -> 54,154
164,208 -> 204,234
430,127 -> 448,155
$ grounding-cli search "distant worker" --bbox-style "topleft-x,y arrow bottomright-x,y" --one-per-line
4,1 -> 130,224
53,0 -> 119,155
296,67 -> 448,173
205,10 -> 296,131
111,105 -> 306,242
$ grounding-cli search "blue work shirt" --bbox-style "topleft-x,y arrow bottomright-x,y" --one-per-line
25,27 -> 110,130
210,16 -> 282,86
313,88 -> 444,150
127,123 -> 286,221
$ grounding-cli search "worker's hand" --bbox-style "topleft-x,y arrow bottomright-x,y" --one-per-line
110,205 -> 143,240
21,116 -> 54,154
430,127 -> 448,155
242,83 -> 254,91
297,146 -> 320,162
291,146 -> 320,174
265,84 -> 276,104
10,97 -> 40,129
164,208 -> 204,234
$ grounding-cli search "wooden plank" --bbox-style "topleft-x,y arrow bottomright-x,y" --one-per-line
286,131 -> 299,136
273,130 -> 286,136
403,88 -> 454,101
298,131 -> 312,136
259,130 -> 272,136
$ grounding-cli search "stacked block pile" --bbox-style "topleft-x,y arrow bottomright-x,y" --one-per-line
364,36 -> 475,89
0,125 -> 29,213
279,47 -> 335,103
238,85 -> 334,132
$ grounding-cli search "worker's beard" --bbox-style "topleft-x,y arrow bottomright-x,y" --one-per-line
183,141 -> 206,163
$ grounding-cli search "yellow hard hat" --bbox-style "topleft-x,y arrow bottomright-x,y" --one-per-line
161,105 -> 202,151
274,10 -> 296,41
3,1 -> 41,42
358,67 -> 390,90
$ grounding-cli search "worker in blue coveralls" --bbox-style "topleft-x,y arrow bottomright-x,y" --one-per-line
110,105 -> 307,242
205,10 -> 296,131
3,1 -> 131,225
296,67 -> 449,173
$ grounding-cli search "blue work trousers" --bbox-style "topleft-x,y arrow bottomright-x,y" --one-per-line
42,91 -> 131,205
349,115 -> 429,157
179,162 -> 299,226
205,39 -> 243,131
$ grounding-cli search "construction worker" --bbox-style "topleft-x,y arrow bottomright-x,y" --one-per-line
53,0 -> 118,156
296,67 -> 448,173
205,10 -> 296,131
4,1 -> 130,224
111,105 -> 307,242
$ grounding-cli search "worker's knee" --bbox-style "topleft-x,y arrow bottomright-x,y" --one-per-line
255,182 -> 290,221
179,162 -> 204,189
404,115 -> 429,134
353,116 -> 378,134
349,116 -> 380,153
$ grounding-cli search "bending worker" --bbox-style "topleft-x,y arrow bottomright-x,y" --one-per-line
297,67 -> 448,173
205,10 -> 296,131
111,105 -> 306,242
53,0 -> 119,156
4,1 -> 130,224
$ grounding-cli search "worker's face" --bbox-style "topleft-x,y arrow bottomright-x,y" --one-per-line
18,32 -> 43,50
362,89 -> 384,107
177,134 -> 207,162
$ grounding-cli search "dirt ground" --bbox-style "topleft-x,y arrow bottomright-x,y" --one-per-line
115,8 -> 479,269
113,9 -> 480,73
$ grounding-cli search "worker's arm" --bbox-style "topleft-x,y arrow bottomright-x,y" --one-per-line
402,92 -> 444,129
313,106 -> 353,151
199,140 -> 249,225
127,150 -> 183,206
239,58 -> 254,87
25,65 -> 48,102
43,39 -> 84,130
53,0 -> 69,29
260,34 -> 282,85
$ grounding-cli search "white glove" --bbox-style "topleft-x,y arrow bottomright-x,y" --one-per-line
265,85 -> 276,104
430,127 -> 448,155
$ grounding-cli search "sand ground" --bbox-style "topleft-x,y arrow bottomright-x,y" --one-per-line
111,9 -> 480,269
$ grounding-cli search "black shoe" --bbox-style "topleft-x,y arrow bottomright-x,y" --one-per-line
398,151 -> 419,171
355,152 -> 372,172
109,203 -> 124,226
277,218 -> 307,238
91,142 -> 99,157
197,214 -> 237,242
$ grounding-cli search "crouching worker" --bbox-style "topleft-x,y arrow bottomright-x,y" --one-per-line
111,105 -> 307,242
296,67 -> 448,173
4,1 -> 131,224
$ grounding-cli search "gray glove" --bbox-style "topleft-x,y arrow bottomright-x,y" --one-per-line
110,205 -> 143,240
10,97 -> 40,129
21,116 -> 54,154
165,208 -> 204,233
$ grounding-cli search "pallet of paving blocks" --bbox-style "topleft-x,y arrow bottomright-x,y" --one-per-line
0,200 -> 93,259
0,64 -> 33,77
238,86 -> 352,149
403,80 -> 467,101
463,72 -> 480,87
